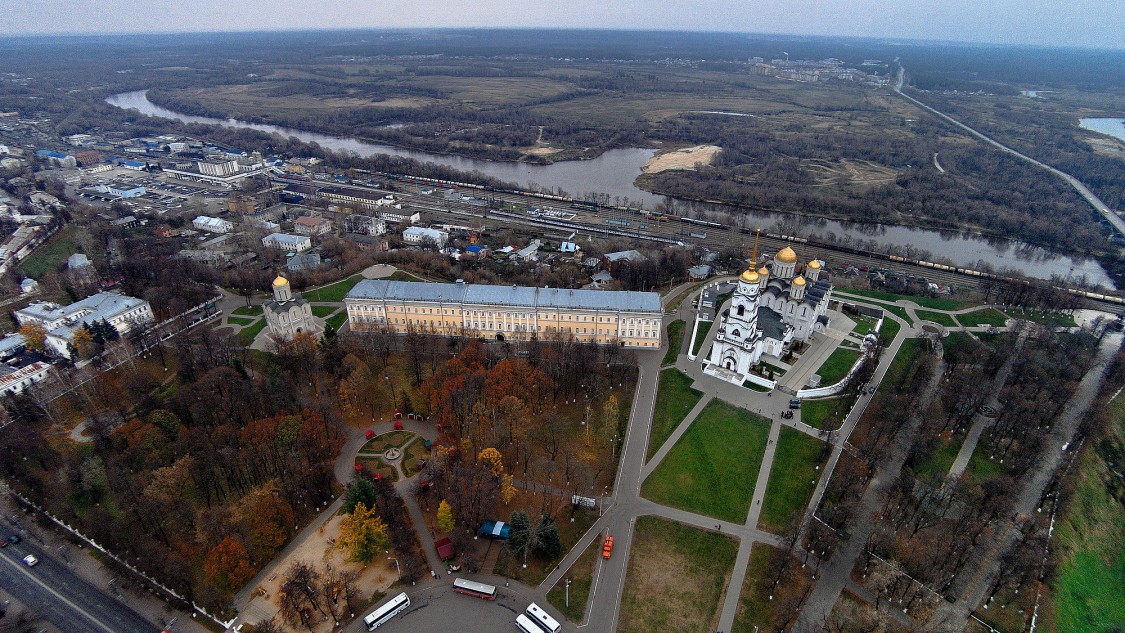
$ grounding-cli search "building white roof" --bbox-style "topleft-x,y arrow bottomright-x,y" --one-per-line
18,292 -> 149,340
263,232 -> 309,246
403,226 -> 447,241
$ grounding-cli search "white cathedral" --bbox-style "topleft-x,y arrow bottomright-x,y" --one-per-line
707,245 -> 832,380
264,275 -> 322,341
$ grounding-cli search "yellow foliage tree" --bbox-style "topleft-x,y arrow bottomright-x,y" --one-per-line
71,327 -> 95,358
437,499 -> 455,534
17,323 -> 47,352
500,474 -> 516,505
336,501 -> 389,565
477,447 -> 504,477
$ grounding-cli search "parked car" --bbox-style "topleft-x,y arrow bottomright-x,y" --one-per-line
6,534 -> 20,545
22,555 -> 38,567
788,399 -> 801,410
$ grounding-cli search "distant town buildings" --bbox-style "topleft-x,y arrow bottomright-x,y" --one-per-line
343,214 -> 387,236
293,215 -> 332,236
193,216 -> 234,234
345,279 -> 663,348
261,232 -> 312,252
15,292 -> 154,359
35,150 -> 77,168
402,226 -> 449,249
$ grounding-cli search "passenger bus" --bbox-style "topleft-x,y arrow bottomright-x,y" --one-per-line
525,602 -> 562,633
363,592 -> 410,630
453,577 -> 497,600
515,613 -> 542,633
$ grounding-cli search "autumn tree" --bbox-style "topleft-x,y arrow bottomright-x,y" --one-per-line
16,323 -> 46,353
336,501 -> 389,565
437,499 -> 455,534
500,473 -> 516,505
478,447 -> 504,477
203,536 -> 254,597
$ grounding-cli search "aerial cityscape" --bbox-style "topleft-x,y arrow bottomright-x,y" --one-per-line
0,4 -> 1123,633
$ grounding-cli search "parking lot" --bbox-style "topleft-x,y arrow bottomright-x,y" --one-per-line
355,582 -> 564,633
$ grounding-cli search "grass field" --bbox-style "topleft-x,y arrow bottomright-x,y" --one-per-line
801,397 -> 845,430
303,275 -> 362,302
647,370 -> 704,459
916,309 -> 958,327
965,440 -> 1006,483
664,320 -> 685,365
956,308 -> 1009,328
815,348 -> 860,385
19,224 -> 95,280
227,315 -> 256,327
1007,308 -> 1078,328
913,436 -> 963,480
547,538 -> 599,622
837,288 -> 974,311
311,305 -> 339,318
618,517 -> 738,633
852,315 -> 878,336
232,305 -> 264,317
731,543 -> 779,633
758,427 -> 825,532
1051,396 -> 1125,632
836,291 -> 916,326
692,320 -> 713,355
326,312 -> 348,331
237,319 -> 267,345
885,338 -> 926,388
642,399 -> 769,522
879,317 -> 902,346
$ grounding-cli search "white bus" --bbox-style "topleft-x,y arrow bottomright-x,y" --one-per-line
515,613 -> 541,633
525,602 -> 562,633
364,592 -> 410,630
453,577 -> 497,600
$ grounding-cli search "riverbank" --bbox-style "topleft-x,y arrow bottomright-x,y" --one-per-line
642,145 -> 722,173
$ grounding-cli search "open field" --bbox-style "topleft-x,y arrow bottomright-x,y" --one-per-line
311,305 -> 339,318
801,397 -> 846,430
19,224 -> 97,281
642,399 -> 769,523
916,309 -> 958,327
642,144 -> 721,173
1007,308 -> 1078,328
835,288 -> 976,311
647,369 -> 704,459
303,275 -> 362,302
618,516 -> 738,633
732,543 -> 778,633
232,305 -> 264,317
237,319 -> 267,344
758,427 -> 825,532
815,347 -> 860,385
663,320 -> 685,365
913,435 -> 963,479
956,307 -> 1009,327
692,320 -> 713,355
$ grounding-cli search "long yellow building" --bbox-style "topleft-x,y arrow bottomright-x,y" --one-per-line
344,279 -> 663,348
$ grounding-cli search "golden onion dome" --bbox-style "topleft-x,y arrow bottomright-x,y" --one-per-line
793,276 -> 806,286
739,269 -> 760,284
776,246 -> 798,263
807,259 -> 821,270
272,275 -> 290,287
757,266 -> 769,276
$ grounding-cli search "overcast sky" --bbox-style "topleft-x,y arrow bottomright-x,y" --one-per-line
3,0 -> 1120,49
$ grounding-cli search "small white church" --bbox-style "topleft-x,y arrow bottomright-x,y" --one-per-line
264,275 -> 322,340
707,245 -> 831,381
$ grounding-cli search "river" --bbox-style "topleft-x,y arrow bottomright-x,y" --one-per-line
106,90 -> 1114,288
1080,117 -> 1125,143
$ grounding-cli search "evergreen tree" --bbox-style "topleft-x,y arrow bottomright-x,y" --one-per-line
507,511 -> 532,561
533,516 -> 562,560
343,478 -> 377,514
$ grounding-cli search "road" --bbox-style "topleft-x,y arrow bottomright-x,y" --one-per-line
0,537 -> 159,632
894,66 -> 1125,241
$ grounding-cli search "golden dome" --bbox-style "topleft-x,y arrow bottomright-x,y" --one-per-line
739,269 -> 760,284
272,275 -> 290,287
776,246 -> 798,264
793,276 -> 806,286
757,266 -> 769,276
807,259 -> 821,270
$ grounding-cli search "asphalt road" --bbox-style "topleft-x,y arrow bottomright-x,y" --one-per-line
346,583 -> 535,633
0,537 -> 158,633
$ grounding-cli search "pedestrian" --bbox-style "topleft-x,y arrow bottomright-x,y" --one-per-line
717,524 -> 721,532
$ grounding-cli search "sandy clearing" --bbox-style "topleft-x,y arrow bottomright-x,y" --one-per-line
642,145 -> 721,173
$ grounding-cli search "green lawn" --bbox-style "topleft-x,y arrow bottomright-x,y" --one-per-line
758,428 -> 825,532
916,309 -> 958,327
647,370 -> 704,459
914,436 -> 963,480
237,319 -> 267,345
548,538 -> 599,622
835,292 -> 915,327
837,288 -> 974,311
885,338 -> 926,388
232,305 -> 264,317
965,440 -> 1005,483
303,275 -> 362,302
1007,308 -> 1078,328
1052,396 -> 1125,633
326,312 -> 348,331
692,320 -> 713,356
851,315 -> 878,336
618,517 -> 738,633
732,543 -> 779,633
663,320 -> 685,365
642,400 -> 770,523
389,270 -> 426,282
359,430 -> 417,453
878,317 -> 902,346
956,308 -> 1008,328
227,315 -> 256,327
814,348 -> 860,385
801,397 -> 845,430
19,224 -> 93,280
311,305 -> 339,318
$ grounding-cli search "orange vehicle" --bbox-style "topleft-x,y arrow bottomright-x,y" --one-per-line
602,535 -> 614,559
